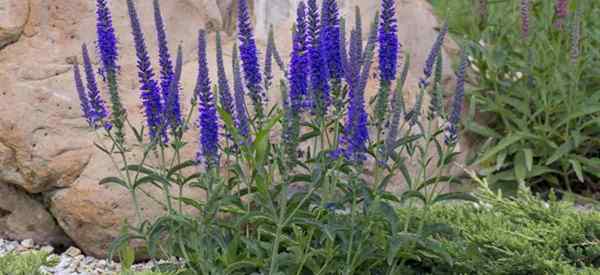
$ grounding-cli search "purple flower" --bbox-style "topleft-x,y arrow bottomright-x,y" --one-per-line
445,50 -> 468,146
237,0 -> 264,119
127,0 -> 165,142
196,30 -> 220,168
320,0 -> 343,80
378,0 -> 399,82
73,63 -> 92,127
232,45 -> 250,143
264,26 -> 275,91
216,31 -> 235,117
95,0 -> 125,139
520,0 -> 530,40
385,55 -> 410,158
289,2 -> 309,114
421,22 -> 448,89
354,6 -> 363,64
339,14 -> 379,163
283,2 -> 308,163
165,44 -> 183,135
81,44 -> 109,128
95,0 -> 118,73
153,0 -> 181,130
307,0 -> 330,116
339,18 -> 349,82
554,0 -> 569,29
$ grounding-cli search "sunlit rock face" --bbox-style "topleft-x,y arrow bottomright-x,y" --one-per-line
0,0 -> 465,258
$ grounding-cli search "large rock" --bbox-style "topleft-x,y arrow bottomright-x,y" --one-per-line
0,0 -> 468,258
0,181 -> 71,246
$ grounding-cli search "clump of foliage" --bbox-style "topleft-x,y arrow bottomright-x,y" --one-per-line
0,251 -> 57,275
434,0 -> 600,196
72,0 -> 475,274
425,177 -> 600,274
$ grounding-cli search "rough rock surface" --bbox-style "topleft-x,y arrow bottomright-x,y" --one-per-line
0,0 -> 467,258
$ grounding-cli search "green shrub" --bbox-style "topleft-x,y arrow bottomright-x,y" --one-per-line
434,0 -> 600,196
0,251 -> 57,275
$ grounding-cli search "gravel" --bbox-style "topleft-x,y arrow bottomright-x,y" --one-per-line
0,238 -> 181,275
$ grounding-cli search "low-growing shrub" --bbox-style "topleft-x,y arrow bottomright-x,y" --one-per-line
434,0 -> 600,196
0,251 -> 57,275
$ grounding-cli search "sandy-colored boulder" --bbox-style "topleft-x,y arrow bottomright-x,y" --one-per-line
0,0 -> 469,258
0,181 -> 71,246
0,0 -> 29,49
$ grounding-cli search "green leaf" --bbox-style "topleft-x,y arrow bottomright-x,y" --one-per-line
545,139 -> 573,165
98,177 -> 129,189
401,191 -> 427,204
465,121 -> 502,138
433,192 -> 478,204
523,148 -> 533,172
514,150 -> 526,182
122,164 -> 155,176
475,134 -> 523,165
569,159 -> 585,183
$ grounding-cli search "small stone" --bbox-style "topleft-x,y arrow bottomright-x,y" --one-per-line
64,246 -> 82,257
21,239 -> 34,249
41,245 -> 54,254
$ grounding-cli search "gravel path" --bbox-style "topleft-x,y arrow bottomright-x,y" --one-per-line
0,239 -> 178,275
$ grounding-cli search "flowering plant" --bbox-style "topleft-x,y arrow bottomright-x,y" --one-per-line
73,0 -> 473,273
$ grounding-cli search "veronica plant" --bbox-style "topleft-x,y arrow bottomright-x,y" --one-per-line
73,0 -> 475,273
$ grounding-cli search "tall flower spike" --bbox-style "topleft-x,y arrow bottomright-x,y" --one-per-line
570,6 -> 582,64
165,44 -> 183,136
384,55 -> 410,158
520,0 -> 530,40
320,0 -> 343,80
232,45 -> 250,143
73,63 -> 92,127
339,13 -> 378,163
196,30 -> 220,168
284,1 -> 308,164
354,6 -> 363,63
445,50 -> 468,146
127,0 -> 165,142
375,0 -> 399,129
153,0 -> 174,100
216,31 -> 235,117
339,17 -> 349,82
154,0 -> 181,131
421,22 -> 448,89
554,0 -> 569,29
96,0 -> 124,138
264,26 -> 275,91
307,0 -> 330,116
428,52 -> 444,119
96,0 -> 118,73
82,44 -> 109,129
237,0 -> 264,120
378,0 -> 398,82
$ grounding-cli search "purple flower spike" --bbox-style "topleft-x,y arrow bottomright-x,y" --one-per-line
196,30 -> 220,168
378,0 -> 399,82
153,0 -> 181,130
289,2 -> 309,114
320,0 -> 343,80
339,14 -> 379,163
165,45 -> 183,134
216,32 -> 235,117
520,0 -> 530,40
554,0 -> 569,29
421,22 -> 448,89
445,50 -> 468,146
95,0 -> 118,73
73,63 -> 92,127
307,0 -> 330,116
232,45 -> 250,143
264,26 -> 275,91
237,0 -> 264,119
81,44 -> 109,128
127,0 -> 165,142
